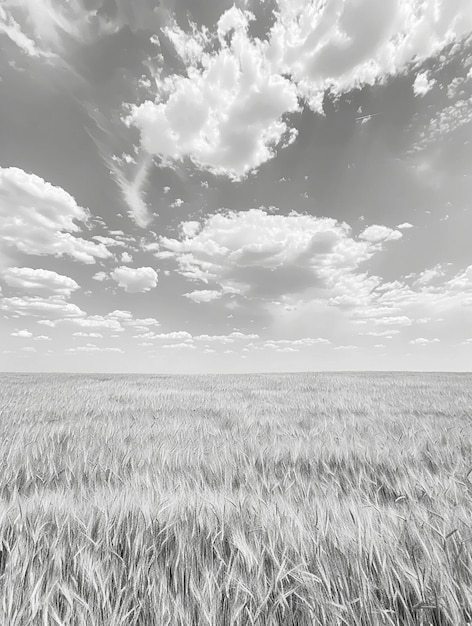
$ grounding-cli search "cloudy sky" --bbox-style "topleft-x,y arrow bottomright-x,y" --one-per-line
1,0 -> 472,373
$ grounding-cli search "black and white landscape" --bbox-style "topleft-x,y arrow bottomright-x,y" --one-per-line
1,1 -> 472,624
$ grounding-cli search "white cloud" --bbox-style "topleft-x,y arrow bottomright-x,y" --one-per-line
0,0 -> 119,58
254,338 -> 330,352
136,331 -> 192,341
195,332 -> 259,343
181,221 -> 200,238
446,265 -> 472,292
35,309 -> 155,333
397,222 -> 414,230
65,316 -> 124,331
184,290 -> 223,303
409,337 -> 440,345
362,330 -> 400,337
0,167 -> 112,264
412,264 -> 447,287
92,236 -> 125,248
413,71 -> 436,97
1,296 -> 85,319
11,329 -> 32,338
129,8 -> 299,179
125,318 -> 161,330
359,225 -> 403,243
0,5 -> 48,57
373,316 -> 413,326
110,266 -> 158,293
92,272 -> 108,282
163,342 -> 196,349
269,0 -> 472,109
2,267 -> 79,297
159,209 -> 398,310
415,96 -> 472,149
73,332 -> 103,338
24,308 -> 149,333
66,345 -> 124,353
21,346 -> 36,353
107,152 -> 153,228
130,1 -> 472,179
120,252 -> 133,264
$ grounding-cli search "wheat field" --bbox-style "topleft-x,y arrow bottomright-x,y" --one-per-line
0,372 -> 471,625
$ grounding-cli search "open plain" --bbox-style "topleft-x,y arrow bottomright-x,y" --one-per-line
0,372 -> 471,625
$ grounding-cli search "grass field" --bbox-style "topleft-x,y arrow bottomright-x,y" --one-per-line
0,372 -> 471,625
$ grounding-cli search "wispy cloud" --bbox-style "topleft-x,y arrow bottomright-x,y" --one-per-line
0,5 -> 49,58
109,152 -> 154,228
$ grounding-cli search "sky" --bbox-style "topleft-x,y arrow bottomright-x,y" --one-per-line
1,0 -> 472,374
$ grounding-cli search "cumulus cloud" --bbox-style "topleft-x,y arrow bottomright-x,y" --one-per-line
120,252 -> 133,264
0,294 -> 159,335
110,266 -> 158,293
158,205 -> 471,341
92,272 -> 108,282
159,209 -> 398,308
359,225 -> 403,243
444,265 -> 472,292
11,329 -> 33,338
125,317 -> 161,330
373,316 -> 413,326
149,331 -> 192,341
412,264 -> 447,287
362,330 -> 400,337
128,1 -> 472,180
41,310 -> 129,332
65,316 -> 124,332
409,337 -> 440,345
0,296 -> 85,319
262,337 -> 330,351
92,236 -> 125,248
447,76 -> 467,99
0,167 -> 111,264
270,0 -> 472,108
184,290 -> 223,303
129,8 -> 299,179
194,332 -> 259,343
415,96 -> 472,150
413,71 -> 436,97
66,345 -> 123,353
2,267 -> 80,297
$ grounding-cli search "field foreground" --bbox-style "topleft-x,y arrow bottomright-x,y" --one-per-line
0,372 -> 471,625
